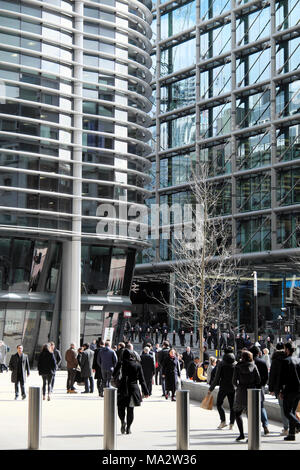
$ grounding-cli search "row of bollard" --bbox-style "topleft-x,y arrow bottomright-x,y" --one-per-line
27,387 -> 261,451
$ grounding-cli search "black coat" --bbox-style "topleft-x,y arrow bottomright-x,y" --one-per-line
141,353 -> 155,382
9,353 -> 30,383
92,347 -> 103,379
162,355 -> 181,392
209,352 -> 236,393
37,349 -> 56,376
182,351 -> 194,369
233,360 -> 261,411
269,349 -> 286,395
117,357 -> 149,407
279,355 -> 300,394
254,356 -> 269,387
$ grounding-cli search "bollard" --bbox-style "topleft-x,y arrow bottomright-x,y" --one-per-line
103,387 -> 117,450
176,390 -> 189,450
247,389 -> 261,450
28,386 -> 42,450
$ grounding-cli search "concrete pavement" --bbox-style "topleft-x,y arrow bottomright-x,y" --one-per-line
0,370 -> 299,451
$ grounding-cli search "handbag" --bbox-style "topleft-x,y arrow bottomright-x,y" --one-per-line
200,393 -> 213,410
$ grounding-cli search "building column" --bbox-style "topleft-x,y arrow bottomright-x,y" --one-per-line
61,0 -> 83,364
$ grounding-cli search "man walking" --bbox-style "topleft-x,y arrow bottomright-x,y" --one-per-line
278,342 -> 300,441
97,340 -> 118,388
80,343 -> 95,393
207,346 -> 236,430
93,339 -> 105,397
182,346 -> 194,379
65,343 -> 78,393
9,345 -> 30,400
249,345 -> 270,435
141,346 -> 155,396
157,340 -> 170,396
49,341 -> 62,392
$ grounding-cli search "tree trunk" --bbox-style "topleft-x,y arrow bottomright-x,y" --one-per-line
199,323 -> 204,364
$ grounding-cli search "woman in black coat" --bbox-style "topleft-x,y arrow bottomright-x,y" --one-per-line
116,348 -> 149,434
232,350 -> 261,441
37,343 -> 57,401
162,349 -> 181,401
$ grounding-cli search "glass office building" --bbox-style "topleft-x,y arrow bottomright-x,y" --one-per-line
134,0 -> 300,333
0,0 -> 153,364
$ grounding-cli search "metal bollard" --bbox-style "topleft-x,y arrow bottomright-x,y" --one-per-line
28,386 -> 42,450
247,389 -> 261,450
103,387 -> 117,450
176,390 -> 190,450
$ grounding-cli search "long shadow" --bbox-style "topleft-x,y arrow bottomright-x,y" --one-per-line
43,434 -> 103,439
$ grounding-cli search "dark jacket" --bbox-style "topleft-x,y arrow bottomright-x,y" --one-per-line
141,353 -> 155,382
162,355 -> 181,392
209,352 -> 236,393
233,360 -> 261,410
37,349 -> 56,376
253,356 -> 269,387
80,347 -> 95,378
268,349 -> 286,395
279,355 -> 300,394
97,346 -> 117,371
182,351 -> 194,370
53,348 -> 62,369
117,350 -> 149,407
9,353 -> 30,383
157,347 -> 170,369
187,361 -> 197,379
92,347 -> 103,379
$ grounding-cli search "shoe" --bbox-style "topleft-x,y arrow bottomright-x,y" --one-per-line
171,397 -> 176,402
217,422 -> 227,430
263,426 -> 270,435
236,435 -> 245,441
126,427 -> 132,434
280,429 -> 288,436
81,391 -> 89,394
121,421 -> 126,434
165,393 -> 169,400
15,396 -> 18,400
99,393 -> 104,397
284,435 -> 295,441
22,395 -> 26,400
47,395 -> 51,401
229,424 -> 234,430
69,389 -> 77,394
43,395 -> 46,401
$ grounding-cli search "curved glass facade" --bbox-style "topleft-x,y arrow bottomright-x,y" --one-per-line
0,0 -> 153,363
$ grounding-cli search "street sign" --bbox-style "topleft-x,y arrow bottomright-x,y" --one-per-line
104,327 -> 114,343
123,311 -> 132,318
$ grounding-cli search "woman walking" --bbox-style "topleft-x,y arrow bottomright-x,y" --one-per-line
115,348 -> 149,435
162,348 -> 181,401
37,343 -> 57,401
232,350 -> 261,441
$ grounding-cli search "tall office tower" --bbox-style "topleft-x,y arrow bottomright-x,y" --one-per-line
0,0 -> 153,364
134,0 -> 300,333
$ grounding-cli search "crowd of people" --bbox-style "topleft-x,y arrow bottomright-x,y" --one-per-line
2,328 -> 300,442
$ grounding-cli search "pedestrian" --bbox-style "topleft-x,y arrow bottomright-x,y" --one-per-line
115,348 -> 149,435
268,342 -> 289,436
97,340 -> 118,388
49,341 -> 61,392
162,348 -> 181,401
153,343 -> 161,385
0,340 -> 9,372
80,343 -> 95,393
8,344 -> 30,400
172,330 -> 176,347
157,340 -> 170,396
37,343 -> 56,401
261,348 -> 271,371
161,324 -> 168,343
235,334 -> 245,352
141,346 -> 155,396
178,328 -> 185,347
207,356 -> 217,385
93,339 -> 104,397
65,343 -> 79,393
90,339 -> 97,351
187,357 -> 200,380
116,342 -> 126,362
208,347 -> 236,430
249,345 -> 270,435
232,350 -> 261,441
278,342 -> 300,441
195,360 -> 209,382
182,346 -> 194,379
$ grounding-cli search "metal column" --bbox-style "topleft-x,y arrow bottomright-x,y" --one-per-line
247,388 -> 261,450
176,390 -> 190,450
28,387 -> 42,450
103,387 -> 117,450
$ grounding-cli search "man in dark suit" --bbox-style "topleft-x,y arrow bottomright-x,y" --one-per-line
9,344 -> 30,400
250,345 -> 270,435
93,340 -> 105,396
182,347 -> 194,379
141,347 -> 155,396
80,343 -> 95,394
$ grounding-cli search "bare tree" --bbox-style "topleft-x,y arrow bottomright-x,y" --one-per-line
159,165 -> 241,362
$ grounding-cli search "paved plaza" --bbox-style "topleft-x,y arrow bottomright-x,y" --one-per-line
0,370 -> 298,452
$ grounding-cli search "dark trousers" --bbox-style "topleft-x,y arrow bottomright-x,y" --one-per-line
145,378 -> 152,395
101,369 -> 112,388
216,389 -> 235,424
235,409 -> 245,437
42,374 -> 53,396
155,367 -> 161,385
84,376 -> 94,393
283,391 -> 300,435
15,379 -> 25,398
96,378 -> 104,396
67,368 -> 77,390
118,404 -> 134,429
